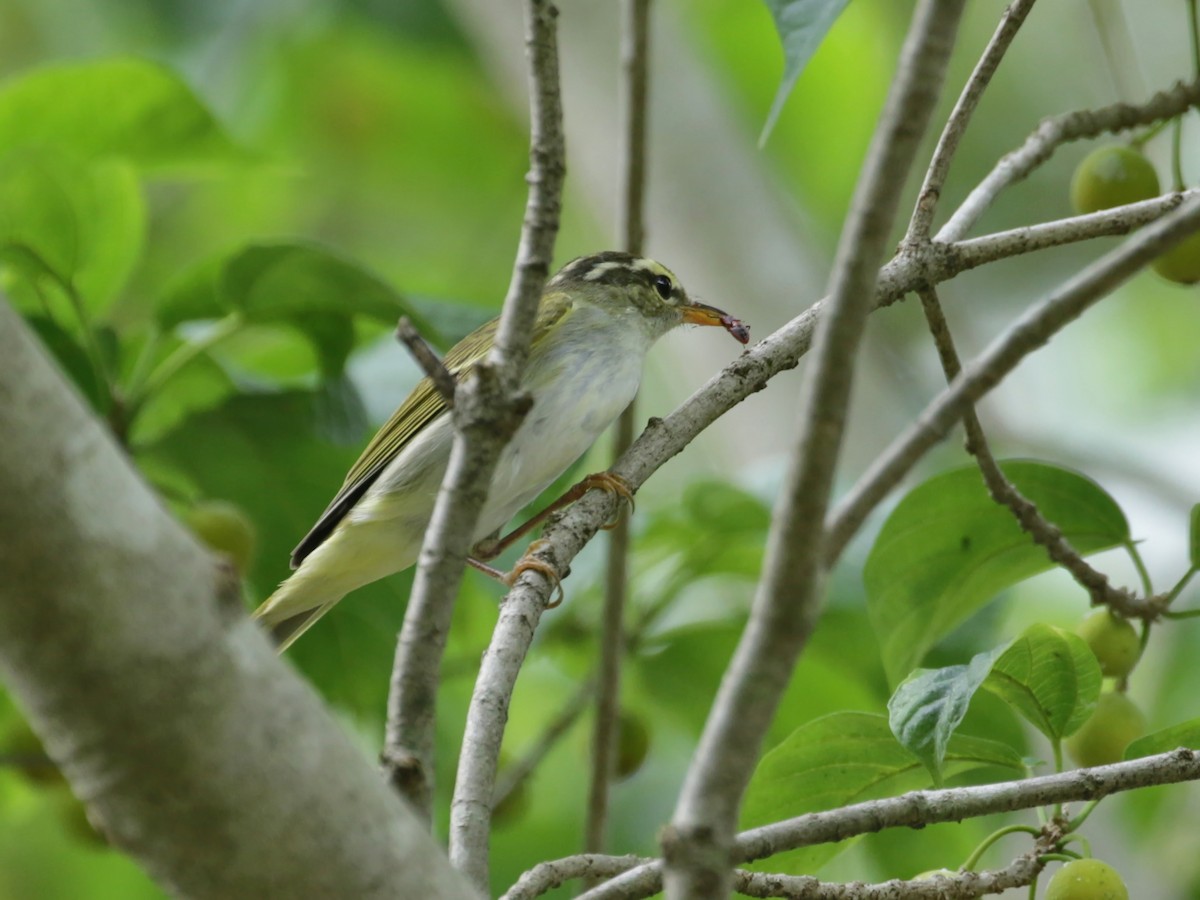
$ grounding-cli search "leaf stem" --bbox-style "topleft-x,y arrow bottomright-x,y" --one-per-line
128,312 -> 244,413
960,823 -> 1041,871
1124,541 -> 1154,597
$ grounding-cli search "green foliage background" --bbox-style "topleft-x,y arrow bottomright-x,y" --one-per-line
1,1 -> 1198,898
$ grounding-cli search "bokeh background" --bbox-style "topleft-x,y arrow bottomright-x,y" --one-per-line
1,0 -> 1198,897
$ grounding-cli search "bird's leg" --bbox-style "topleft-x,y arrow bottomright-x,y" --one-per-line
470,471 -> 635,562
466,472 -> 635,608
466,542 -> 565,606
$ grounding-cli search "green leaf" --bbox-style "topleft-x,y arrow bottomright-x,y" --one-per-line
0,57 -> 243,170
740,712 -> 1022,875
24,314 -> 106,411
759,0 -> 851,144
888,646 -> 1005,785
865,460 -> 1130,685
983,623 -> 1101,742
140,388 -> 409,712
157,242 -> 417,377
1124,718 -> 1200,759
0,150 -> 144,313
1190,503 -> 1200,569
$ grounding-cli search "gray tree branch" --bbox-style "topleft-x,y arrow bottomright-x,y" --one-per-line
662,3 -> 966,895
565,749 -> 1200,900
444,1 -> 566,888
0,301 -> 478,900
383,0 -> 565,839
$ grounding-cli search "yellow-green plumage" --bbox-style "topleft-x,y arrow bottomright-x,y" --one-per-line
252,252 -> 739,649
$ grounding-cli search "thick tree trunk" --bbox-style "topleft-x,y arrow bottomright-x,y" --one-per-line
0,301 -> 477,900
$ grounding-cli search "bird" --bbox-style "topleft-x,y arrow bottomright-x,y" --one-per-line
252,251 -> 749,650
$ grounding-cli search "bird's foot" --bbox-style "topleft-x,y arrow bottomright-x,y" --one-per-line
578,471 -> 635,529
505,539 -> 565,608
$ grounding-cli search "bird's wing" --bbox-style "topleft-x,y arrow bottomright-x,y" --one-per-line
289,318 -> 495,567
288,296 -> 571,568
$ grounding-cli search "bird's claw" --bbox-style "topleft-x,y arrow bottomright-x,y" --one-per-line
506,539 -> 565,607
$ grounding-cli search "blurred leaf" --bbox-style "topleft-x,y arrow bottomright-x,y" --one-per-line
865,460 -> 1129,685
983,623 -> 1101,742
740,712 -> 1022,875
313,373 -> 370,446
128,348 -> 237,446
157,242 -> 419,376
141,388 -> 406,712
759,0 -> 851,143
0,57 -> 244,171
0,150 -> 144,313
25,314 -> 106,412
1125,718 -> 1200,759
888,646 -> 1005,785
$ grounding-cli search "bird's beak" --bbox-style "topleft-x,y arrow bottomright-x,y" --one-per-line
681,301 -> 751,345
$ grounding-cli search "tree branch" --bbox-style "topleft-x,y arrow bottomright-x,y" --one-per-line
663,3 -> 966,896
952,189 -> 1200,266
917,286 -> 1140,612
443,1 -> 566,887
939,76 -> 1200,241
0,301 -> 478,900
825,196 -> 1200,579
566,748 -> 1200,900
395,316 -> 457,405
383,0 -> 565,841
906,0 -> 1039,240
587,0 -> 653,869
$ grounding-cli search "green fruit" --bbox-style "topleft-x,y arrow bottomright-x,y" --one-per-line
1152,230 -> 1200,285
185,500 -> 257,572
614,711 -> 650,780
1066,691 -> 1146,768
1077,609 -> 1141,678
1070,145 -> 1160,214
1045,858 -> 1128,900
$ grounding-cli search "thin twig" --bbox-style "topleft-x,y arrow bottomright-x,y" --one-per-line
917,286 -> 1137,612
953,190 -> 1200,267
907,0 -> 1039,240
446,3 -> 565,887
724,855 -> 1044,900
395,316 -> 457,405
564,749 -> 1200,900
825,196 -> 1200,585
494,677 -> 596,805
586,0 -> 652,870
663,4 -> 966,897
939,77 -> 1200,241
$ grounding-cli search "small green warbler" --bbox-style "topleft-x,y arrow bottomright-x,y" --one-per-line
252,251 -> 748,649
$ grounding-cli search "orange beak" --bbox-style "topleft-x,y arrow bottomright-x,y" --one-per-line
682,302 -> 751,345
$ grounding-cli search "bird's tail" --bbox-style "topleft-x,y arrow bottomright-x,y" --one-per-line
252,569 -> 348,653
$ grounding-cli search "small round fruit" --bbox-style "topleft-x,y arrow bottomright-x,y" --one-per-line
1077,609 -> 1141,678
1152,230 -> 1200,285
185,500 -> 257,572
1045,858 -> 1128,900
614,711 -> 651,780
1066,691 -> 1147,768
1070,145 -> 1160,214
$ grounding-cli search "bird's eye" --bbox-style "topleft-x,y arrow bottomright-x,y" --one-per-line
653,274 -> 672,300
